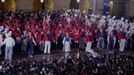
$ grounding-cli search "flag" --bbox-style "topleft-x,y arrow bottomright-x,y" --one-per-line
103,0 -> 109,15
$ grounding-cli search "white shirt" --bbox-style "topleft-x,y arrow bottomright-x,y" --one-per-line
3,37 -> 15,47
0,34 -> 3,46
106,26 -> 113,34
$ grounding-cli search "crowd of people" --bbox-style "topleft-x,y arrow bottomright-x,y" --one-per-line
0,53 -> 134,75
0,9 -> 133,63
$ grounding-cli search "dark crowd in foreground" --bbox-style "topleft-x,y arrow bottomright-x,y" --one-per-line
0,52 -> 134,75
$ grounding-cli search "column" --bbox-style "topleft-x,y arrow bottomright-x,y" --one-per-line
109,0 -> 113,15
33,0 -> 42,10
127,0 -> 134,17
46,0 -> 54,11
3,0 -> 16,12
0,1 -> 2,10
79,0 -> 90,12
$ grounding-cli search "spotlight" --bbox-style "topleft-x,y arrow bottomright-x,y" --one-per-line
109,1 -> 113,7
77,0 -> 80,3
1,0 -> 5,3
40,0 -> 44,3
110,1 -> 113,5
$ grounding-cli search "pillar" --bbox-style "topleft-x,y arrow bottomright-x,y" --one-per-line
33,0 -> 42,10
46,0 -> 54,11
3,0 -> 16,12
0,1 -> 2,10
109,0 -> 113,15
79,0 -> 90,12
126,0 -> 134,17
112,0 -> 127,18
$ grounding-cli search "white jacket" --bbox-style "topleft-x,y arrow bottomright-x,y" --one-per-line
3,37 -> 15,47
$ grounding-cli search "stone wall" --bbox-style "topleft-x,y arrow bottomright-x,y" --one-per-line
54,0 -> 71,10
0,0 -> 134,17
16,0 -> 33,10
127,1 -> 134,17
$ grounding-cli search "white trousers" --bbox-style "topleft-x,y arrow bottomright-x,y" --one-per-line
119,39 -> 126,52
44,41 -> 51,53
5,46 -> 13,63
64,41 -> 70,53
85,42 -> 92,52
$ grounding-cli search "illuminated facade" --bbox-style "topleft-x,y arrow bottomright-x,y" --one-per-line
0,0 -> 133,17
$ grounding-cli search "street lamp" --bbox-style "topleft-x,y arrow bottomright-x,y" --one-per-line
1,0 -> 5,3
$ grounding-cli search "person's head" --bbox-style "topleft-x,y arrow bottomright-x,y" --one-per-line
112,16 -> 116,20
28,31 -> 31,35
81,29 -> 84,32
47,30 -> 50,34
5,31 -> 12,37
125,19 -> 128,23
89,32 -> 92,35
66,32 -> 69,37
59,30 -> 62,34
23,31 -> 26,34
107,15 -> 111,19
121,17 -> 124,21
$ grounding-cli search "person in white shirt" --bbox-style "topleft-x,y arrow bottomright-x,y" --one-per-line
0,34 -> 3,55
63,33 -> 71,53
3,32 -> 15,63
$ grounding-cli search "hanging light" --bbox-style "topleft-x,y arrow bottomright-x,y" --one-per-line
1,0 -> 5,3
77,0 -> 80,3
40,0 -> 44,3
